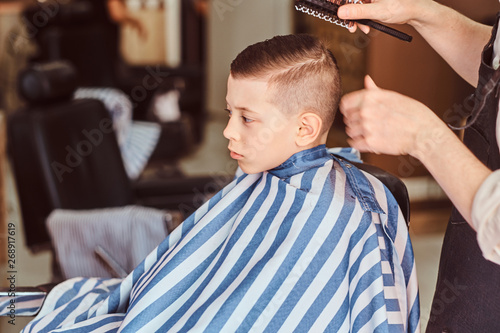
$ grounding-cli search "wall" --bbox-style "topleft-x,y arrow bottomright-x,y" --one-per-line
206,0 -> 293,114
121,0 -> 181,67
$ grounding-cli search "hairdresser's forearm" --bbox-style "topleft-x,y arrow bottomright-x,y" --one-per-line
412,126 -> 492,225
409,1 -> 491,87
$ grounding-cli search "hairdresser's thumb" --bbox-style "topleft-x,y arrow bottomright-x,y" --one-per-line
338,4 -> 364,20
364,75 -> 379,90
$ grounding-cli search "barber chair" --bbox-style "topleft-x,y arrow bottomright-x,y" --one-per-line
7,61 -> 225,261
21,0 -> 207,140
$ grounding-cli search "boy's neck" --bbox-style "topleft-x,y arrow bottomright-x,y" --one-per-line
294,139 -> 327,156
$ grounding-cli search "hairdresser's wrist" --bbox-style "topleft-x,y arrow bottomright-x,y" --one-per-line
406,0 -> 448,30
409,119 -> 455,164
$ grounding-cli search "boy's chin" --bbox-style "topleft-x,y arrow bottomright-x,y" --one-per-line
238,163 -> 264,175
239,167 -> 260,175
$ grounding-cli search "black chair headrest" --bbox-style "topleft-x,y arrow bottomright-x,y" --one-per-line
18,61 -> 78,105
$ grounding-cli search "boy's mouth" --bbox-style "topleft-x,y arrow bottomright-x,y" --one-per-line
229,150 -> 243,160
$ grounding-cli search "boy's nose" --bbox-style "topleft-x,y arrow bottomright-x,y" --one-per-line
223,118 -> 240,141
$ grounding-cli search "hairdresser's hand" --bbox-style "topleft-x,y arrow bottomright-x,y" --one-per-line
337,0 -> 432,33
340,75 -> 449,159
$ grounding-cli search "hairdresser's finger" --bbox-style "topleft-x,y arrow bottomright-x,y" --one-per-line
364,75 -> 380,90
338,3 -> 387,22
343,112 -> 361,128
347,24 -> 358,33
349,135 -> 382,154
340,90 -> 366,116
347,137 -> 373,154
345,123 -> 365,139
347,22 -> 371,35
358,23 -> 371,35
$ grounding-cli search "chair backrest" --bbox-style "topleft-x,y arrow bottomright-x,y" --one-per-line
8,61 -> 134,251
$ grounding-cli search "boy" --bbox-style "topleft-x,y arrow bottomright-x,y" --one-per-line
223,34 -> 340,175
21,34 -> 419,332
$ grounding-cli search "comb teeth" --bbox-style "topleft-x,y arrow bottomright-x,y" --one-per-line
295,0 -> 361,29
295,0 -> 413,42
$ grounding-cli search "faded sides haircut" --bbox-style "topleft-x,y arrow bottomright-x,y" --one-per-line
230,34 -> 341,133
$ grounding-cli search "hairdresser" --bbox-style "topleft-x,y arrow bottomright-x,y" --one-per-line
338,0 -> 500,331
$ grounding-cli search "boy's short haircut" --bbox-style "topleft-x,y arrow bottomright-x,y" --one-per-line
230,34 -> 341,133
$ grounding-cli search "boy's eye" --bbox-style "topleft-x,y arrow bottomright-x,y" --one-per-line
224,108 -> 253,123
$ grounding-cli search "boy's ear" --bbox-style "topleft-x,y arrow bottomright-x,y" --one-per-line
296,112 -> 323,147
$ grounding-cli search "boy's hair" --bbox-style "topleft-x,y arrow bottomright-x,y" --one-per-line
230,34 -> 341,133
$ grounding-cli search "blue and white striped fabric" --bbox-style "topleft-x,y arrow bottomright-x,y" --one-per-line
328,147 -> 363,163
122,121 -> 161,179
0,294 -> 45,317
21,145 -> 420,332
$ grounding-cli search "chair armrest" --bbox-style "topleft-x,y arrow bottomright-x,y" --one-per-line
133,175 -> 230,217
0,283 -> 55,317
147,118 -> 194,162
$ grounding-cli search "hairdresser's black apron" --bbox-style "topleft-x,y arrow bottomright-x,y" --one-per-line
426,14 -> 500,333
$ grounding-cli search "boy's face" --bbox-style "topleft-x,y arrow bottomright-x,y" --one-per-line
224,75 -> 300,174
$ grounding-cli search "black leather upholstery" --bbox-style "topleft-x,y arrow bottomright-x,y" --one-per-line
17,61 -> 78,104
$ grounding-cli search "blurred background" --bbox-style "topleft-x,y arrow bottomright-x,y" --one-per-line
0,0 -> 499,331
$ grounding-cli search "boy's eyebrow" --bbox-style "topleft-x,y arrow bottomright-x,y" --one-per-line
225,101 -> 259,114
237,107 -> 259,114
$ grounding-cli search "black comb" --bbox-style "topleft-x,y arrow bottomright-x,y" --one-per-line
295,0 -> 413,42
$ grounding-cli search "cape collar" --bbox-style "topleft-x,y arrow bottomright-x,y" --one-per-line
268,145 -> 330,179
268,145 -> 385,215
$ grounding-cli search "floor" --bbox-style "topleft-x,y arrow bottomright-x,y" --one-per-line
409,207 -> 449,331
0,116 -> 448,332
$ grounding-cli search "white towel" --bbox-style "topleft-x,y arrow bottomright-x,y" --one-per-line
47,206 -> 169,279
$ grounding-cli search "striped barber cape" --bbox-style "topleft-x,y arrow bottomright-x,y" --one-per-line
22,145 -> 420,333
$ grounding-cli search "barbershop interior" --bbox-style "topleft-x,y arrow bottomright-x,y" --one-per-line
0,0 -> 499,332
